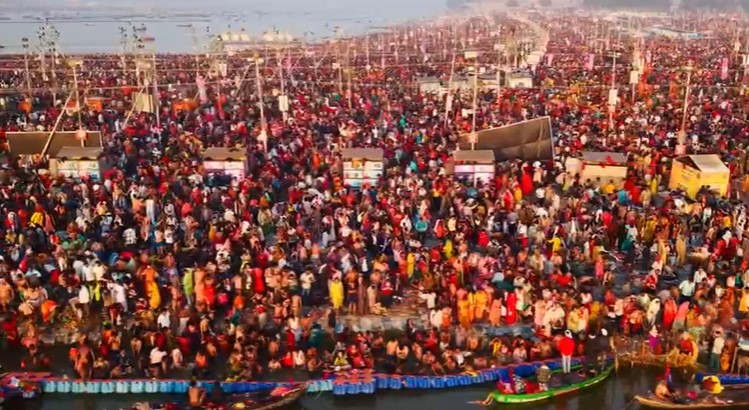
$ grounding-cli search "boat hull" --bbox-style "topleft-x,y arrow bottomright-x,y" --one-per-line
489,366 -> 614,404
634,395 -> 749,410
228,384 -> 307,410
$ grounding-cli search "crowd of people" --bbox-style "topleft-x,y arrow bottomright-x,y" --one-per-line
0,9 -> 746,385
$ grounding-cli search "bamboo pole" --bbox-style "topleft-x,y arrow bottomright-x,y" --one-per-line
40,91 -> 75,158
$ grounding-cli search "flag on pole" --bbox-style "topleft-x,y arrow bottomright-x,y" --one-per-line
586,54 -> 595,71
721,57 -> 729,80
196,75 -> 208,104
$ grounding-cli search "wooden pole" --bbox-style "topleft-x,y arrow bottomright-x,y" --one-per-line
40,92 -> 75,158
444,52 -> 456,130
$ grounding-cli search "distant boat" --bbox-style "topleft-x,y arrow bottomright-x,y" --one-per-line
84,23 -> 94,26
177,24 -> 192,28
141,36 -> 155,42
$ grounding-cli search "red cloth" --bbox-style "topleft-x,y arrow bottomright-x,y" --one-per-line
520,172 -> 534,196
559,336 -> 575,356
505,292 -> 518,325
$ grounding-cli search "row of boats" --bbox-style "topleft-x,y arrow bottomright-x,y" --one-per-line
126,384 -> 308,410
7,363 -> 749,409
476,363 -> 749,409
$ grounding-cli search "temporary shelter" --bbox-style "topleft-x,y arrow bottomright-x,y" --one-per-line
201,147 -> 248,179
668,154 -> 730,199
449,150 -> 496,184
49,146 -> 108,180
340,148 -> 384,188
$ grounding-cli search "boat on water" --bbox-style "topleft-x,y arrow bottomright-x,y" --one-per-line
177,24 -> 193,28
634,394 -> 749,409
226,383 -> 307,410
483,365 -> 614,405
0,373 -> 43,402
126,383 -> 307,410
141,36 -> 155,43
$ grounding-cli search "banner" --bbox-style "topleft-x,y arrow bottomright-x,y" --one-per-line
586,53 -> 595,71
721,57 -> 729,80
196,75 -> 208,104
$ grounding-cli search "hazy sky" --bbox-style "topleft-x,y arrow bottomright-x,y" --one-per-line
0,0 -> 449,52
3,0 -> 448,13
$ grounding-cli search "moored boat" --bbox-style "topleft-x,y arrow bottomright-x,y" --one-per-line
227,383 -> 307,410
484,365 -> 614,405
127,383 -> 307,410
634,395 -> 749,409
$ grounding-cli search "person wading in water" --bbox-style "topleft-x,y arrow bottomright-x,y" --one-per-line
187,380 -> 206,409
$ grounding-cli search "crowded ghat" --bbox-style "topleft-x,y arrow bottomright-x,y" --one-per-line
0,7 -> 748,410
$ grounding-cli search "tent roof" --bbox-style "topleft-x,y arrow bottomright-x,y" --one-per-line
453,150 -> 495,163
341,148 -> 384,161
53,146 -> 103,160
201,147 -> 247,161
678,154 -> 729,173
417,76 -> 441,84
7,131 -> 103,157
581,151 -> 627,164
457,116 -> 554,162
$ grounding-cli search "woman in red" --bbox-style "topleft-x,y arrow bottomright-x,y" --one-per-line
505,291 -> 518,326
558,330 -> 576,373
662,298 -> 677,331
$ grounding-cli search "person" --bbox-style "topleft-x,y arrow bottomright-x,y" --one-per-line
187,380 -> 205,409
710,329 -> 725,371
655,379 -> 672,401
559,330 -> 575,373
701,376 -> 724,395
209,380 -> 225,405
536,363 -> 551,391
584,331 -> 599,374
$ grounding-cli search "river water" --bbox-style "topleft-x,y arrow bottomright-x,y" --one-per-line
0,0 -> 450,54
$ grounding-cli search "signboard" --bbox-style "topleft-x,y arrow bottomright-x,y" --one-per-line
78,160 -> 100,179
224,161 -> 245,170
203,160 -> 247,179
455,164 -> 475,174
454,164 -> 494,184
343,158 -> 383,188
204,161 -> 224,170
57,161 -> 78,178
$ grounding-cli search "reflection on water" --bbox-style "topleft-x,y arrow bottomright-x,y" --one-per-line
22,368 -> 660,410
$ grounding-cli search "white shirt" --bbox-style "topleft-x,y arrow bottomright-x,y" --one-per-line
72,260 -> 85,276
150,348 -> 167,365
92,263 -> 105,281
171,348 -> 183,366
124,228 -> 137,245
429,309 -> 443,328
679,280 -> 696,296
713,336 -> 725,355
694,269 -> 707,284
83,265 -> 95,283
419,292 -> 437,309
157,312 -> 171,330
78,285 -> 90,304
300,272 -> 315,290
